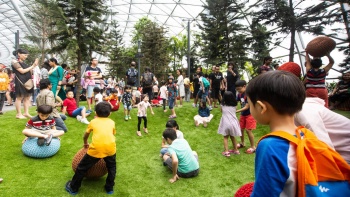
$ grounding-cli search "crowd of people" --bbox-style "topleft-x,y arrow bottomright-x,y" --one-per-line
0,48 -> 349,195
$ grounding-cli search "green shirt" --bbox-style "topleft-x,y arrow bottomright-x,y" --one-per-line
168,139 -> 199,173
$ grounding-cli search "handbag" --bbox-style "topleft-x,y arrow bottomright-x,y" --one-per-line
16,75 -> 34,90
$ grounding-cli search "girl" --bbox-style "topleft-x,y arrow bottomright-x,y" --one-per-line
160,120 -> 184,157
218,91 -> 241,157
167,76 -> 177,118
193,101 -> 213,127
0,64 -> 10,114
158,81 -> 167,112
136,94 -> 154,136
258,56 -> 273,74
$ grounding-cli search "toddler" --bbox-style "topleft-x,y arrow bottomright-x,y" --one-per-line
136,94 -> 154,136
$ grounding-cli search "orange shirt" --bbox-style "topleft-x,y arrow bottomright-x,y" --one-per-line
0,72 -> 10,92
104,94 -> 118,102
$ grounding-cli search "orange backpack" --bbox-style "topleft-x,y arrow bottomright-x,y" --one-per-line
259,126 -> 350,197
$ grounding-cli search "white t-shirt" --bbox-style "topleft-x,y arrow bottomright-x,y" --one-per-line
159,85 -> 167,99
137,101 -> 151,117
95,93 -> 103,105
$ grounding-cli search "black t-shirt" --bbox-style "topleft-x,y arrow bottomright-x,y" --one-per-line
209,72 -> 223,88
226,69 -> 239,88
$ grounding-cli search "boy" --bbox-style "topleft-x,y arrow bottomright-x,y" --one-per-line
0,64 -> 9,114
22,105 -> 65,146
158,81 -> 168,112
62,91 -> 90,124
104,88 -> 119,111
122,85 -> 134,120
246,71 -> 306,196
235,80 -> 256,154
93,87 -> 103,106
162,128 -> 199,183
65,102 -> 116,195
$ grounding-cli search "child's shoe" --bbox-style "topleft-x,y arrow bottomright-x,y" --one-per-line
192,103 -> 196,108
124,116 -> 128,121
229,149 -> 240,155
81,118 -> 90,125
222,151 -> 230,157
65,181 -> 78,195
128,115 -> 131,120
136,131 -> 142,136
37,138 -> 45,146
45,134 -> 53,146
76,115 -> 82,122
143,128 -> 148,134
209,106 -> 213,111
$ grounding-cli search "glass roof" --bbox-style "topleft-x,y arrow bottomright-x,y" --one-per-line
0,0 -> 348,79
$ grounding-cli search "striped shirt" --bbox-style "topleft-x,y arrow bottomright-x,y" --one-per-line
305,68 -> 326,88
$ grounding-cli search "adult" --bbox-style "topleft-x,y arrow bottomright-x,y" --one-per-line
32,63 -> 41,106
48,58 -> 65,101
176,69 -> 185,106
258,56 -> 273,75
141,67 -> 156,99
119,78 -> 125,93
11,48 -> 39,119
184,74 -> 190,102
209,65 -> 223,108
125,61 -> 138,87
192,66 -> 202,107
85,57 -> 102,112
40,61 -> 50,80
36,79 -> 68,132
329,72 -> 350,110
226,62 -> 240,96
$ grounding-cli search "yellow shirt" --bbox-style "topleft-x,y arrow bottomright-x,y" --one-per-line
0,72 -> 9,92
86,117 -> 116,158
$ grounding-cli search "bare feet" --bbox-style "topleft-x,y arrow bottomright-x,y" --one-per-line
23,114 -> 32,118
16,115 -> 26,119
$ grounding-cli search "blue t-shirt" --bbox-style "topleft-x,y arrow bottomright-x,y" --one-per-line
168,139 -> 199,173
198,107 -> 210,117
237,93 -> 250,116
251,137 -> 297,197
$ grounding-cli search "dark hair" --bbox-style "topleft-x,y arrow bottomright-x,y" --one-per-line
263,56 -> 272,64
311,59 -> 322,69
166,119 -> 179,130
221,91 -> 237,106
61,63 -> 68,69
145,67 -> 151,72
125,85 -> 131,90
17,48 -> 29,54
141,94 -> 148,101
66,90 -> 73,94
5,68 -> 12,76
235,80 -> 247,87
95,102 -> 111,117
228,62 -> 235,67
246,70 -> 305,115
200,101 -> 207,108
177,69 -> 182,74
162,128 -> 177,141
93,87 -> 100,93
130,61 -> 136,67
110,89 -> 118,94
90,57 -> 97,63
39,78 -> 51,90
41,61 -> 51,71
49,58 -> 58,65
37,105 -> 53,115
196,66 -> 202,71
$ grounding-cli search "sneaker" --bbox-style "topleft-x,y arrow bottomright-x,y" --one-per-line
106,190 -> 114,195
86,109 -> 93,114
32,103 -> 36,106
37,138 -> 45,146
45,134 -> 53,146
65,181 -> 78,195
124,116 -> 128,121
128,115 -> 131,120
81,118 -> 90,125
192,103 -> 196,108
209,106 -> 213,111
76,115 -> 82,122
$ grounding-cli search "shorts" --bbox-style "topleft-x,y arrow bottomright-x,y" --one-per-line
197,88 -> 208,102
71,107 -> 86,117
168,97 -> 175,109
123,103 -> 132,110
164,154 -> 199,178
87,84 -> 99,98
210,88 -> 220,99
239,114 -> 256,130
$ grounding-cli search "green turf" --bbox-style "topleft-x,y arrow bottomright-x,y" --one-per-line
0,101 -> 347,196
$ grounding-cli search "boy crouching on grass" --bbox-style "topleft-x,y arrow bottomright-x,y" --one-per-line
65,101 -> 116,195
246,71 -> 306,196
22,105 -> 65,146
162,128 -> 199,183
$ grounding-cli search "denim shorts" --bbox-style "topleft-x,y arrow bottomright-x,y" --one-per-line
123,103 -> 132,110
71,107 -> 85,117
168,97 -> 175,109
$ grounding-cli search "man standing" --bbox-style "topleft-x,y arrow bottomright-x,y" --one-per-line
209,65 -> 223,108
85,57 -> 102,112
141,67 -> 156,99
226,62 -> 240,96
125,61 -> 138,87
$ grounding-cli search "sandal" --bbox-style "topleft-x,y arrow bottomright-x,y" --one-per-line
236,143 -> 245,149
222,151 -> 230,157
136,131 -> 142,136
143,128 -> 148,134
245,148 -> 256,154
169,115 -> 177,119
229,150 -> 240,155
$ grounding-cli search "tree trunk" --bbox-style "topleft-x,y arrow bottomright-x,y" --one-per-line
289,0 -> 295,62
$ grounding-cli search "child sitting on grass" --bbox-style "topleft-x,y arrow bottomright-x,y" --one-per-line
22,105 -> 64,146
104,89 -> 119,111
218,91 -> 241,157
160,120 -> 184,157
136,94 -> 154,136
235,80 -> 256,154
65,102 -> 116,195
62,91 -> 90,124
193,101 -> 213,127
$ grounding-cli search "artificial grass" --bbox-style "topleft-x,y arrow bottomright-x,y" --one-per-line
0,101 -> 284,196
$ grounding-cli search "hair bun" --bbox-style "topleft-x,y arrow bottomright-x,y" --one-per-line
306,36 -> 336,57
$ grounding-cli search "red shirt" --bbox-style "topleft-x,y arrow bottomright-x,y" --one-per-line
63,98 -> 77,116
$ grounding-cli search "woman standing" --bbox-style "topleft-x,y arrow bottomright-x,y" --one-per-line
48,58 -> 65,100
176,69 -> 185,106
11,49 -> 39,119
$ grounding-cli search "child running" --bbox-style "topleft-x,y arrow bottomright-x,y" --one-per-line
22,105 -> 64,146
136,94 -> 154,136
65,102 -> 116,195
193,101 -> 213,127
160,120 -> 184,157
167,76 -> 177,118
235,80 -> 256,154
218,91 -> 241,157
122,85 -> 133,120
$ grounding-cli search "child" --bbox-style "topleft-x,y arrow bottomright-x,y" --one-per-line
305,51 -> 334,107
62,91 -> 90,124
84,71 -> 95,91
235,80 -> 256,154
159,81 -> 168,112
122,85 -> 133,120
246,71 -> 306,196
114,84 -> 122,101
22,105 -> 64,146
152,83 -> 159,100
136,94 -> 154,136
160,120 -> 184,157
104,89 -> 119,111
93,87 -> 103,106
167,76 -> 177,118
0,64 -> 9,114
218,91 -> 241,157
65,102 -> 116,195
162,128 -> 199,183
132,87 -> 141,107
193,101 -> 213,127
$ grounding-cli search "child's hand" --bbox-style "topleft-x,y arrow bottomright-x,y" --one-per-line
84,143 -> 89,148
169,174 -> 179,183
